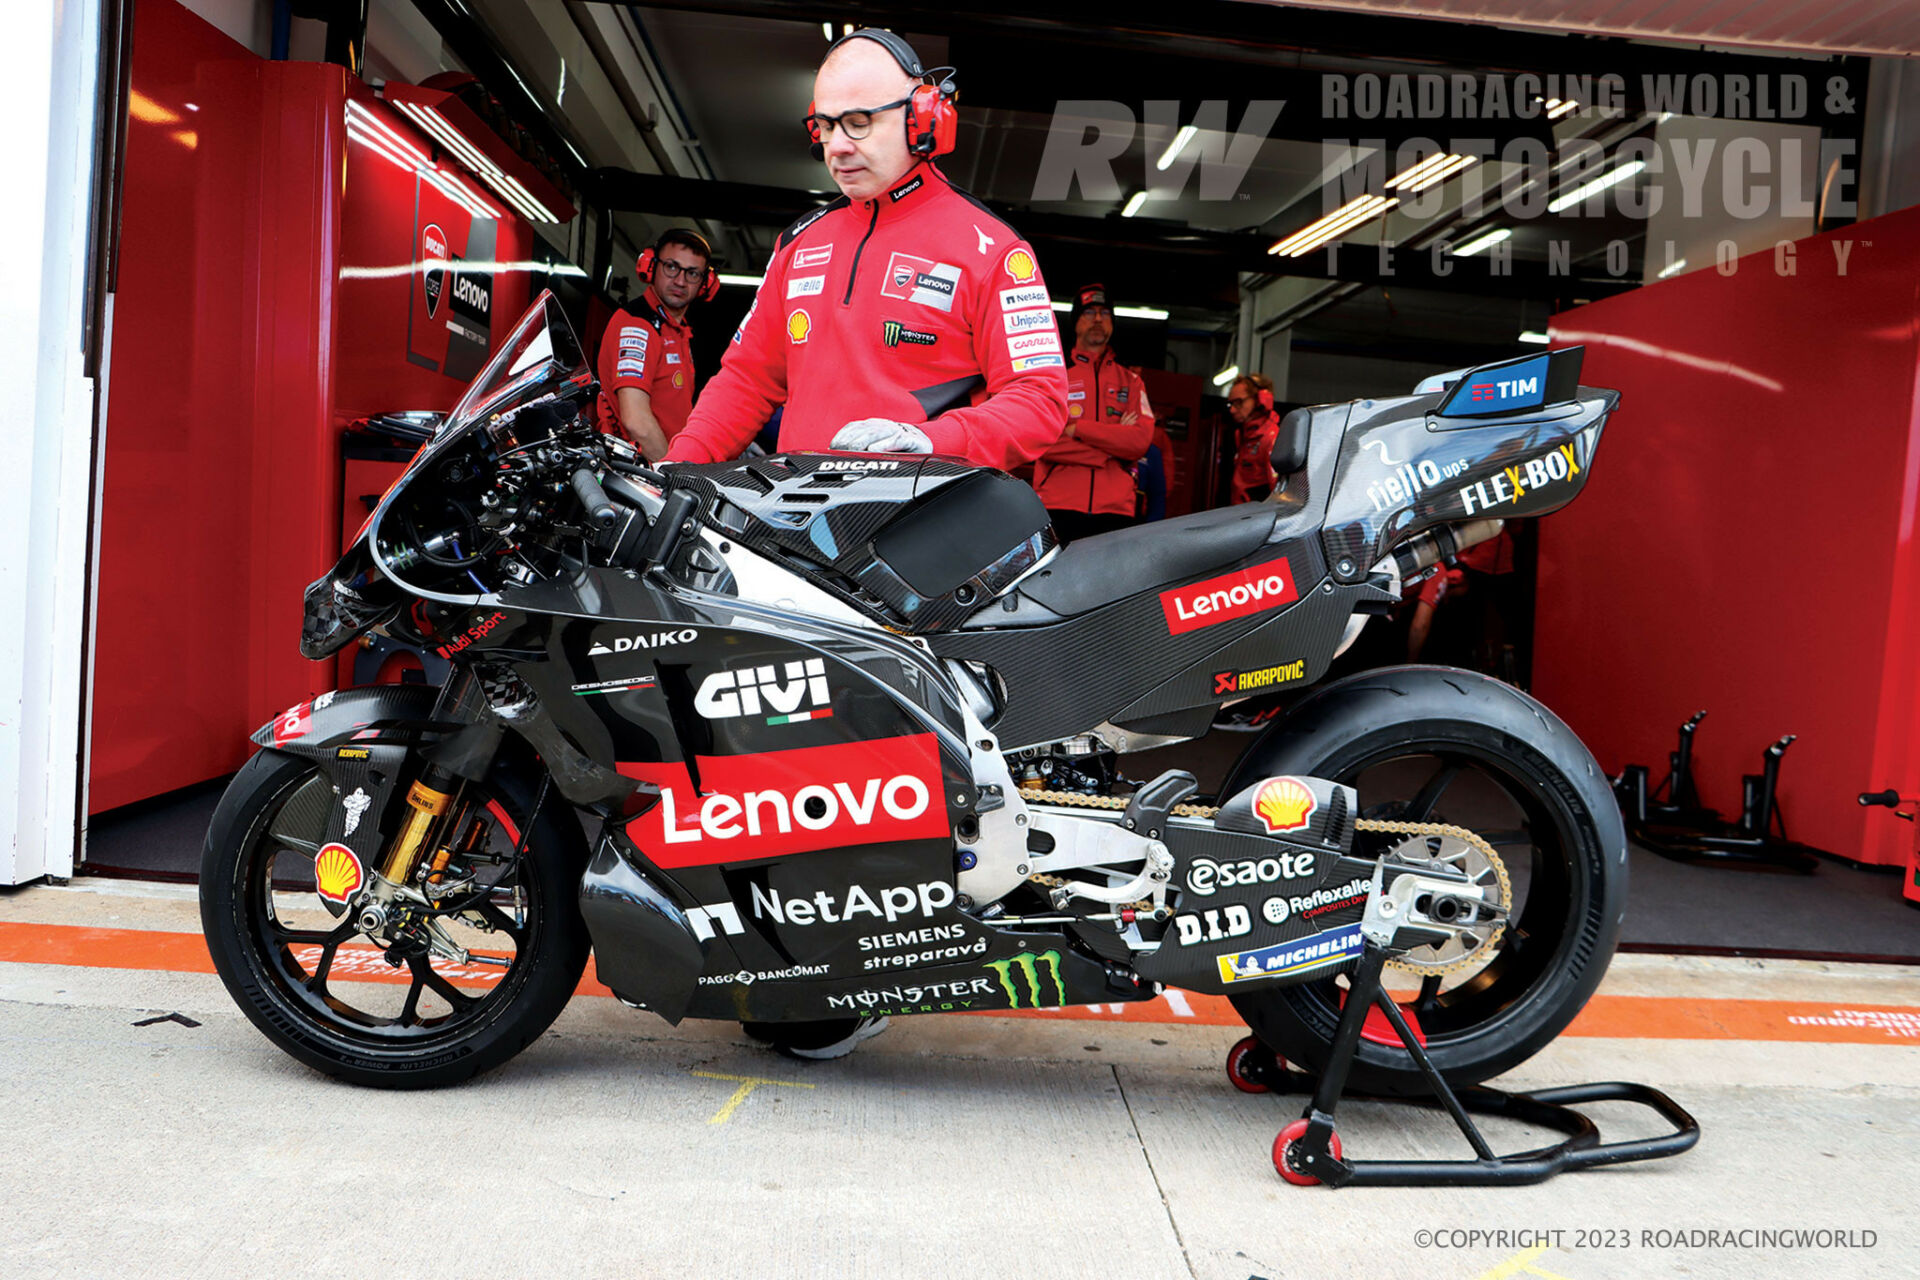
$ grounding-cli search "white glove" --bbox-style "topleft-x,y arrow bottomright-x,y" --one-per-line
829,418 -> 932,454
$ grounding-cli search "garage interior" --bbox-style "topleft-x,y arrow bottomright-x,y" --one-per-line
67,0 -> 1920,964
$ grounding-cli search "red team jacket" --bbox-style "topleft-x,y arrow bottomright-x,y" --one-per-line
662,163 -> 1069,469
1032,346 -> 1155,516
1231,405 -> 1281,504
595,288 -> 696,444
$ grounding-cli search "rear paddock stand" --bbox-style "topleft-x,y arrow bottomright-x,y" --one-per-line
1228,944 -> 1700,1187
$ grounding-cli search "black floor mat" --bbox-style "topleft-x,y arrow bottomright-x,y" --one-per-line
81,745 -> 1919,960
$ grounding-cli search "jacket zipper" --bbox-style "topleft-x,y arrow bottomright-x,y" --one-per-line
843,200 -> 880,305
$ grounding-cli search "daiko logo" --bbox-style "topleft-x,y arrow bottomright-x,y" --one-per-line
696,659 -> 833,725
1159,560 -> 1299,635
588,628 -> 698,656
631,734 -> 951,868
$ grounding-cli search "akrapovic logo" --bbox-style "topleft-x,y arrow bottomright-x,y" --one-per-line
695,659 -> 832,724
588,628 -> 698,656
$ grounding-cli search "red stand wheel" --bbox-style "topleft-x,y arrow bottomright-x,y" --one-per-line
1225,1036 -> 1273,1094
1274,1117 -> 1343,1186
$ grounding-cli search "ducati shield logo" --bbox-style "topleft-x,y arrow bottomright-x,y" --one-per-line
985,950 -> 1065,1008
421,223 -> 449,318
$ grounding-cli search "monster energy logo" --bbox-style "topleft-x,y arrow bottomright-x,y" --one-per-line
986,950 -> 1065,1009
881,320 -> 936,348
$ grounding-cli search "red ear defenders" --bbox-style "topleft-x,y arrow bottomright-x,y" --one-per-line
1258,387 -> 1275,412
635,234 -> 720,303
806,28 -> 958,162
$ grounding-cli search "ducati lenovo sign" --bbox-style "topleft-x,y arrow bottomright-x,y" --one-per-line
632,733 -> 950,868
1159,560 -> 1299,635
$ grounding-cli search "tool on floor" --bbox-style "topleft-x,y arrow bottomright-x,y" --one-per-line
1616,714 -> 1822,872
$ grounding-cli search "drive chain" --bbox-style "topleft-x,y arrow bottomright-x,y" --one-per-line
1015,787 -> 1510,973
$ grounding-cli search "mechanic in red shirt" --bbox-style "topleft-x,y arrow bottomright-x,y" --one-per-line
1031,283 -> 1155,542
661,29 -> 1068,470
1227,372 -> 1281,504
595,229 -> 714,460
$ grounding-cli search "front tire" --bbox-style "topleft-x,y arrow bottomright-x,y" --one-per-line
200,748 -> 589,1089
1223,666 -> 1626,1095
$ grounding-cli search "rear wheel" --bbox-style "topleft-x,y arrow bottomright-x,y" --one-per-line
1226,667 -> 1626,1095
200,748 -> 589,1088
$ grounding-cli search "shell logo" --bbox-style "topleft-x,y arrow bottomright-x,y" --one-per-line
787,309 -> 812,344
314,842 -> 365,905
1003,248 -> 1037,284
1253,776 -> 1317,834
1068,403 -> 1083,419
672,369 -> 684,389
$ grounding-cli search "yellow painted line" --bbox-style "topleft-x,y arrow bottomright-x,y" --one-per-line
1472,1246 -> 1564,1280
690,1070 -> 816,1124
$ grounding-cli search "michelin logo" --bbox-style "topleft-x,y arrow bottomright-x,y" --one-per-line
1217,924 -> 1364,985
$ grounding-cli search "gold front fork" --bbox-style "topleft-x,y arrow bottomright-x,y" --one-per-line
378,780 -> 455,888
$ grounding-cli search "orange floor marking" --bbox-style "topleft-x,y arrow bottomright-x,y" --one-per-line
3,920 -> 1919,1044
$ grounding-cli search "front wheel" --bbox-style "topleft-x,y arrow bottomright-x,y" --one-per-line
1223,667 -> 1627,1095
200,748 -> 589,1088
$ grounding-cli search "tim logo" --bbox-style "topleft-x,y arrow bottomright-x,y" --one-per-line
985,950 -> 1065,1008
1471,376 -> 1536,402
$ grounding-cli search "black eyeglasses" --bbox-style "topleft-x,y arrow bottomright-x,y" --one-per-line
1227,395 -> 1254,408
656,260 -> 708,282
804,97 -> 912,142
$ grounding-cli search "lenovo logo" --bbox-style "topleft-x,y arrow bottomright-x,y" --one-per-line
658,773 -> 932,844
1159,561 -> 1299,635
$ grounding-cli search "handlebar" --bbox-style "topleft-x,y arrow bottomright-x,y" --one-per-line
1859,789 -> 1903,808
571,467 -> 618,528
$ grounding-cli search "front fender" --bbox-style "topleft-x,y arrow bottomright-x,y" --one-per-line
253,684 -> 446,753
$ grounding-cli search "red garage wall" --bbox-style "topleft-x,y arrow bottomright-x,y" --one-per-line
1534,207 -> 1920,869
91,0 -> 542,813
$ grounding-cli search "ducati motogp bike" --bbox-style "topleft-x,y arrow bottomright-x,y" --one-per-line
201,292 -> 1626,1103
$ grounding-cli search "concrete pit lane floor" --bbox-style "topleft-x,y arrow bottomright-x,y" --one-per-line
2,878 -> 1917,1280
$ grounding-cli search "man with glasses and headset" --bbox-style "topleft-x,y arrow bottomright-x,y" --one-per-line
661,28 -> 1068,471
1226,371 -> 1282,504
595,228 -> 716,460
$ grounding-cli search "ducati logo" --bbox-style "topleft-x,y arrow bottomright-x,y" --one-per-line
588,628 -> 698,656
421,223 -> 448,319
696,659 -> 832,723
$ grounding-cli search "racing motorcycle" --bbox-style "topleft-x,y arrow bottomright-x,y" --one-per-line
200,292 -> 1625,1102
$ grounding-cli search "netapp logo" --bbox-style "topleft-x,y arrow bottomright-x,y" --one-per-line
684,901 -> 744,941
1184,850 -> 1317,896
588,628 -> 698,656
696,659 -> 830,720
752,878 -> 954,927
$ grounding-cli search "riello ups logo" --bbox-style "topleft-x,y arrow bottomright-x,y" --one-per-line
985,949 -> 1065,1008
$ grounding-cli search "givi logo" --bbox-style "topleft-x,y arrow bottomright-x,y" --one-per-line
1159,560 -> 1299,635
622,734 -> 950,868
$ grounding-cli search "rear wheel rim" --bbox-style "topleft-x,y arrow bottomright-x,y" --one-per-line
1299,740 -> 1587,1054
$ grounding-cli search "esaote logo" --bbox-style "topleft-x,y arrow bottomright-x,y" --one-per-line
623,734 -> 950,868
1253,777 -> 1317,833
1159,560 -> 1299,635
